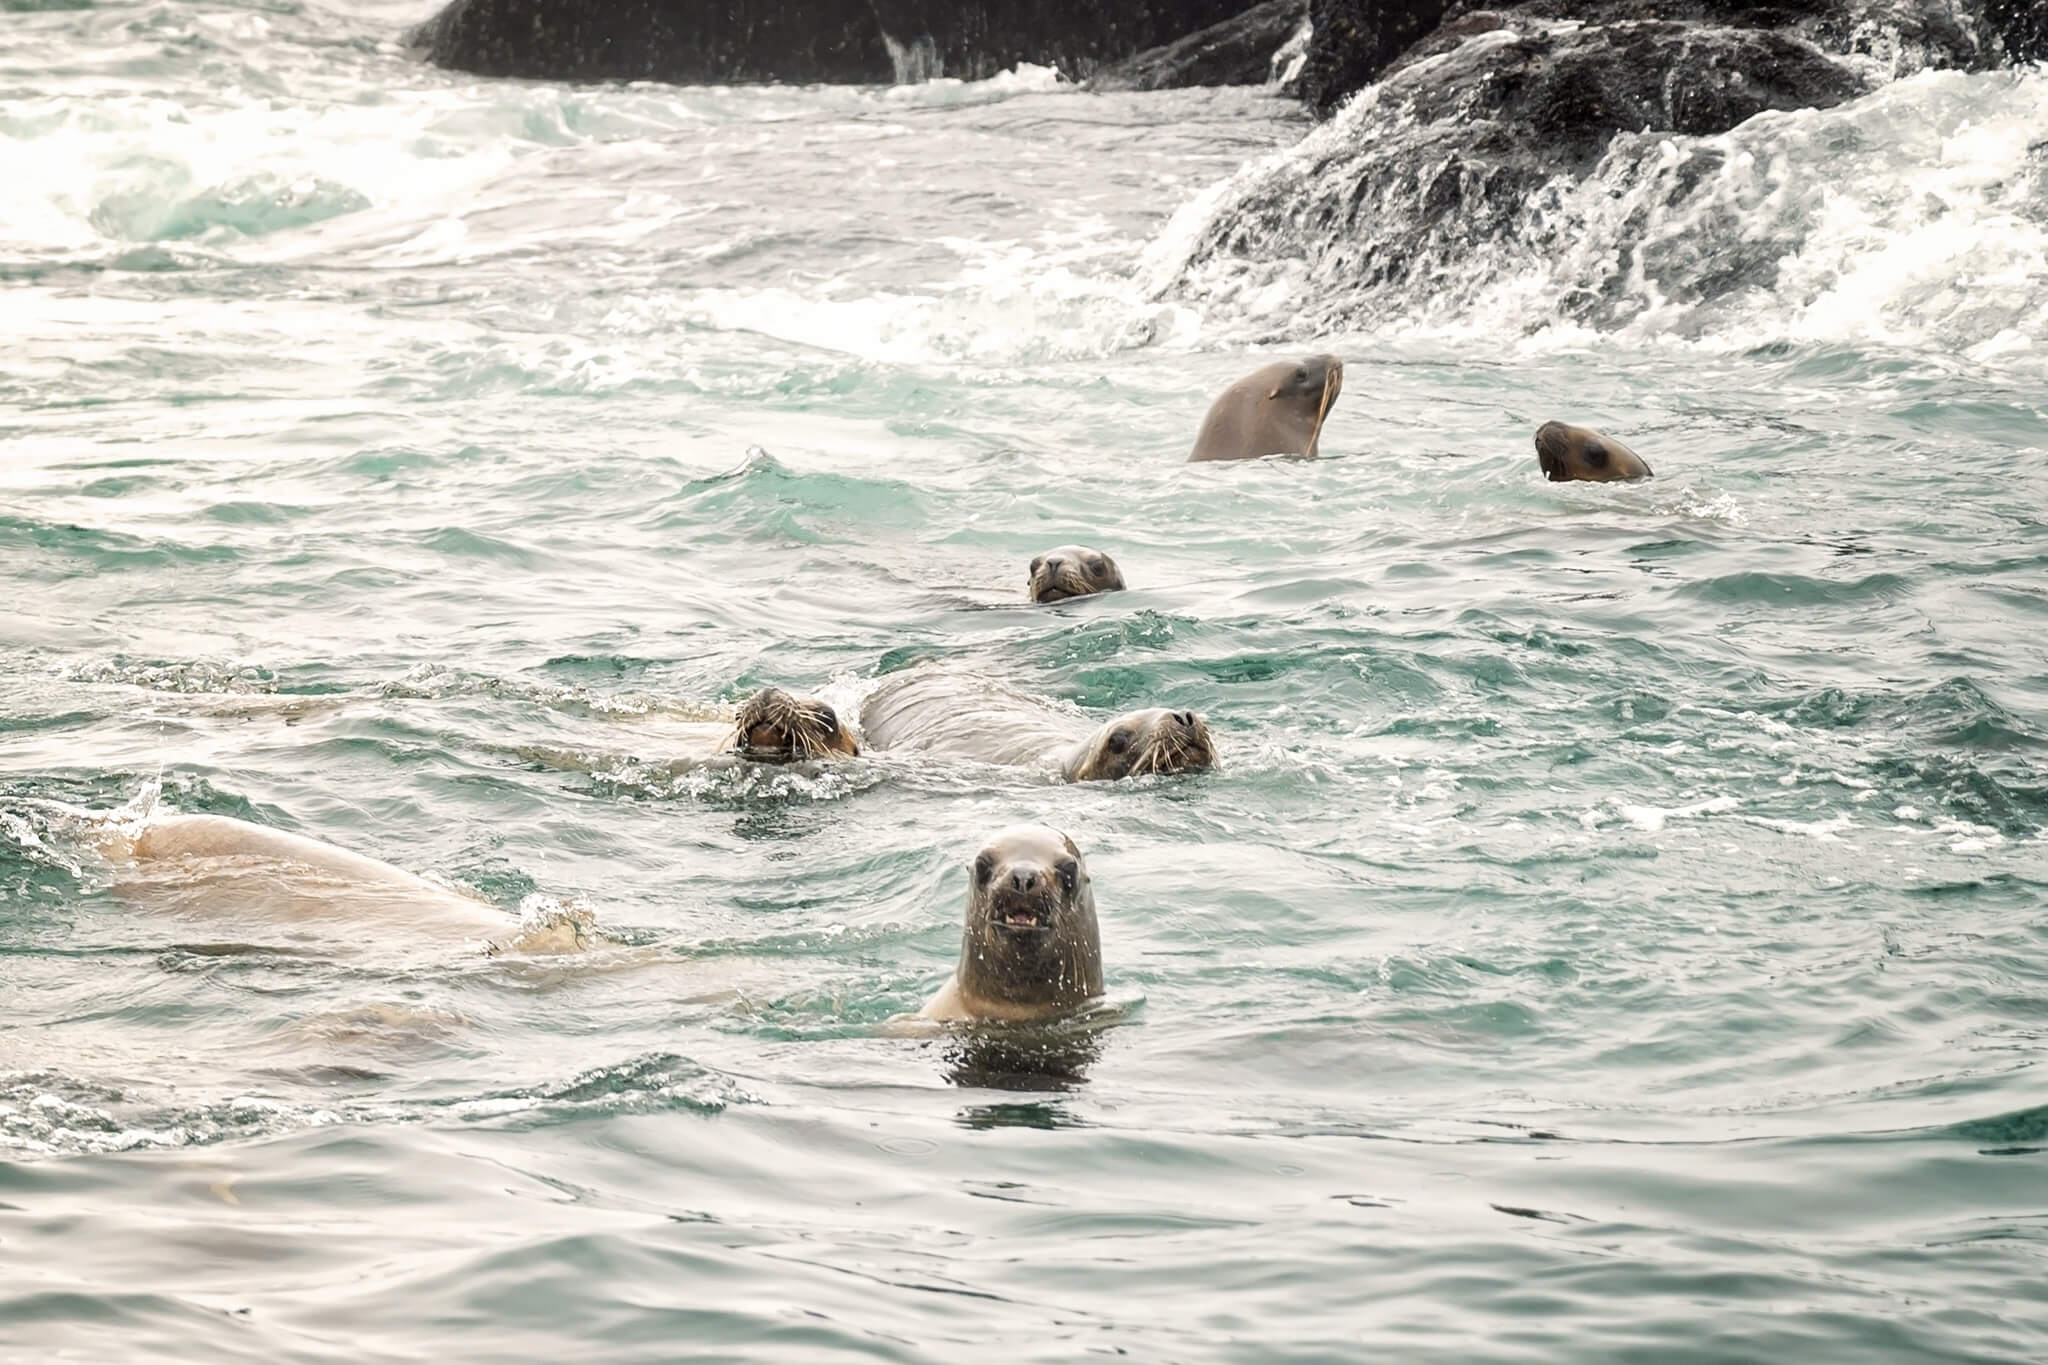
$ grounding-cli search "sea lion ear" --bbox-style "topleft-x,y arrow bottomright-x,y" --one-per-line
1265,386 -> 1283,400
1060,834 -> 1081,860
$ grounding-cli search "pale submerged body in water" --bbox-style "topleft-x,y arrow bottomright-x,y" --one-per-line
99,812 -> 594,956
859,667 -> 1215,782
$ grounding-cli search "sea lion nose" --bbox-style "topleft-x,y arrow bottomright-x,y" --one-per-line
1172,711 -> 1195,728
1008,867 -> 1040,894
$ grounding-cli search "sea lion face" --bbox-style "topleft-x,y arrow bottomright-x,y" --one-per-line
730,686 -> 859,762
1068,707 -> 1214,781
956,824 -> 1103,1015
1028,545 -> 1125,603
1270,353 -> 1344,415
1534,421 -> 1653,482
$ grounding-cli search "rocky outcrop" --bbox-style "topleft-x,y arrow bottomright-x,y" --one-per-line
867,0 -> 1255,81
1152,0 -> 2047,336
1296,0 -> 2030,117
1980,0 -> 2048,62
409,0 -> 892,85
1294,0 -> 1450,115
1151,10 -> 1901,332
411,0 -> 1263,87
1087,0 -> 1309,92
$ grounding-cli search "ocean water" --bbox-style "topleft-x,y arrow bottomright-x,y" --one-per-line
4,2 -> 2048,1359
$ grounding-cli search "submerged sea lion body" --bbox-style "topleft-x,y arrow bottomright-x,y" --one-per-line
921,824 -> 1103,1024
1188,354 -> 1344,462
1534,421 -> 1653,482
1028,545 -> 1125,603
858,668 -> 1214,782
99,813 -> 589,954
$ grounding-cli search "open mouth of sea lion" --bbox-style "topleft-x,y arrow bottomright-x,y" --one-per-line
991,896 -> 1056,933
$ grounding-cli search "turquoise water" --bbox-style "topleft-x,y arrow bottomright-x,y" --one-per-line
5,3 -> 2048,1359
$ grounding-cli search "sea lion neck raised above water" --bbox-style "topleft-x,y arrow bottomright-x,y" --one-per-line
1188,354 -> 1344,462
1534,421 -> 1653,482
858,668 -> 1213,783
921,824 -> 1103,1024
1028,545 -> 1125,603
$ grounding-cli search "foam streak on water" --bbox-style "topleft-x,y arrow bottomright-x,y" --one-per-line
2,2 -> 2046,1360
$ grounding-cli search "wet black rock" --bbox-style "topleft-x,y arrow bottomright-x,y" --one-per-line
1156,12 -> 1880,332
1381,13 -> 1868,151
1293,0 -> 1451,116
408,0 -> 892,85
868,0 -> 1256,82
1980,0 -> 2048,63
411,0 -> 1261,87
1157,0 -> 2046,336
1297,0 -> 2032,117
1087,0 -> 1309,92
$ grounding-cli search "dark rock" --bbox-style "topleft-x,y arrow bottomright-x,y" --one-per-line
1436,0 -> 1987,70
1156,0 -> 2043,337
409,0 -> 892,85
1294,0 -> 1454,116
867,0 -> 1257,81
1156,14 -> 1877,329
410,0 -> 1265,87
1087,0 -> 1309,91
1979,0 -> 2048,63
1388,18 -> 1867,148
1297,0 -> 2025,118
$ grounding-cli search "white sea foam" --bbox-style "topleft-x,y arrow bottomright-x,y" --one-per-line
1615,795 -> 1742,832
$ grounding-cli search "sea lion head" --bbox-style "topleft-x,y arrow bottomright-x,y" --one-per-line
1534,422 -> 1653,482
1028,545 -> 1125,603
1270,353 -> 1344,413
1066,707 -> 1214,781
1190,353 -> 1345,461
956,824 -> 1103,1017
730,686 -> 859,762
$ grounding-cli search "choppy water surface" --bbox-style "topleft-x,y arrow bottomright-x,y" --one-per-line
4,2 -> 2047,1359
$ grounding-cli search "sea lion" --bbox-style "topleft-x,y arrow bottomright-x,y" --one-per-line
1028,545 -> 1125,603
727,685 -> 859,761
859,667 -> 1213,782
1188,354 -> 1344,462
512,684 -> 859,779
98,812 -> 592,954
1534,421 -> 1653,482
921,825 -> 1103,1024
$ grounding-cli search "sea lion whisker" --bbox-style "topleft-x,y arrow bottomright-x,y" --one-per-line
1307,366 -> 1337,459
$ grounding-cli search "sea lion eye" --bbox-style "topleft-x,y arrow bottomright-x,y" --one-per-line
813,705 -> 838,730
1585,443 -> 1609,468
1106,728 -> 1131,754
1055,858 -> 1078,891
973,853 -> 995,886
1029,556 -> 1043,572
